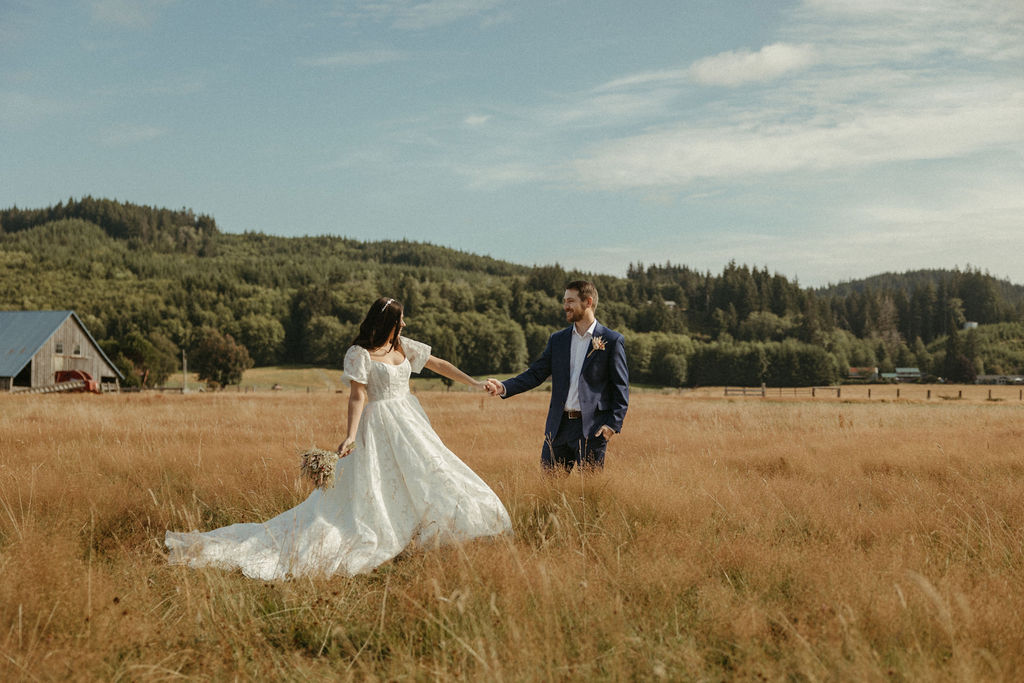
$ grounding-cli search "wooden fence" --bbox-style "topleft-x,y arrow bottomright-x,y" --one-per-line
722,384 -> 1024,402
724,384 -> 841,398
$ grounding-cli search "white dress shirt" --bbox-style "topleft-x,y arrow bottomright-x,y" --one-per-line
565,320 -> 597,412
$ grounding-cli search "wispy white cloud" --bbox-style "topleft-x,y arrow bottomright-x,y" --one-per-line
563,0 -> 1024,190
594,69 -> 690,93
101,124 -> 168,146
337,0 -> 507,30
593,43 -> 816,92
440,0 -> 1022,197
593,43 -> 815,92
0,91 -> 67,128
539,88 -> 681,127
457,161 -> 549,189
463,114 -> 490,126
301,49 -> 406,68
573,85 -> 1024,188
790,0 -> 1024,63
854,171 -> 1024,247
775,211 -> 1024,286
688,43 -> 817,87
90,0 -> 174,28
394,0 -> 505,29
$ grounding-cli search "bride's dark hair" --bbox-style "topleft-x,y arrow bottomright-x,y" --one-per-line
352,297 -> 404,351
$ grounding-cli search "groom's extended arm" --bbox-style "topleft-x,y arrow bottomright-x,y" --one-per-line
492,336 -> 554,399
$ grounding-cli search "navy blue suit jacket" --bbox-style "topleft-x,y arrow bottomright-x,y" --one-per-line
501,323 -> 629,443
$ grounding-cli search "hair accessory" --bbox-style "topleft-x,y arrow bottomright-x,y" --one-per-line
380,298 -> 394,313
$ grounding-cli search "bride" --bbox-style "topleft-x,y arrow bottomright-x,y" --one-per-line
165,297 -> 512,579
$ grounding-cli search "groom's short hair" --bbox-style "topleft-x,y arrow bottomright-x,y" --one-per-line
566,280 -> 598,309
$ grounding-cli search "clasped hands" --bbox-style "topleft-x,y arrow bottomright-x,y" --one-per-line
480,378 -> 615,440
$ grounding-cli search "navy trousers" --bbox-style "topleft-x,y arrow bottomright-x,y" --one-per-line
542,413 -> 607,472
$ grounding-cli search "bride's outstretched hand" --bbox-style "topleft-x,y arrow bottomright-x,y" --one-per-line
337,437 -> 355,458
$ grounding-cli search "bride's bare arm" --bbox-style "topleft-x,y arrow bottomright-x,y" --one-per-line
338,381 -> 368,456
424,356 -> 485,390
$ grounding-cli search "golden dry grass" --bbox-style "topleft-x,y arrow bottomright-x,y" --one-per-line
1,389 -> 1022,680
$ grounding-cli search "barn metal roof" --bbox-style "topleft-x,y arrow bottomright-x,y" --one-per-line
0,310 -> 124,379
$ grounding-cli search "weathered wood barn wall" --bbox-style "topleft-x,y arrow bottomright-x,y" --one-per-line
0,310 -> 123,391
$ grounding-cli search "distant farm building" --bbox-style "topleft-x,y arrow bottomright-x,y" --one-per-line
975,374 -> 1024,385
880,367 -> 922,383
847,366 -> 879,381
0,310 -> 123,393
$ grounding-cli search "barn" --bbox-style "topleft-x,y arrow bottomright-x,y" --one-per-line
0,310 -> 124,392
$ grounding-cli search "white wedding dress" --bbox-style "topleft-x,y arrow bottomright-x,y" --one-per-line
165,337 -> 512,580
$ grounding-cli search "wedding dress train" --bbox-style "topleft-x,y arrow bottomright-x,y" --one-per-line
165,337 -> 512,580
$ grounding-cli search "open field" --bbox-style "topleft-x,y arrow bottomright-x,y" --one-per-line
160,366 -> 342,393
1,391 -> 1022,680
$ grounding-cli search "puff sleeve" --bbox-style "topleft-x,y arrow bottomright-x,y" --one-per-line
401,336 -> 432,374
341,345 -> 371,385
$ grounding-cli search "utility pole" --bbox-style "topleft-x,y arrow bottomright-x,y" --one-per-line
182,349 -> 188,394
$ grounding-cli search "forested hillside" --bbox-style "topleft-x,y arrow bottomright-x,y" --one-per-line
3,198 -> 1023,387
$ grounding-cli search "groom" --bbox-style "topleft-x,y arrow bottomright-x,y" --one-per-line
486,280 -> 629,471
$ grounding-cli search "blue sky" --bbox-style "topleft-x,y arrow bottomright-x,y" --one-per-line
2,0 -> 1022,286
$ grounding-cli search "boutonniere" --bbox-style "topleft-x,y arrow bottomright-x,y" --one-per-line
587,335 -> 606,358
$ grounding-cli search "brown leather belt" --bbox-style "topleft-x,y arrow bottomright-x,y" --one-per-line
564,410 -> 582,419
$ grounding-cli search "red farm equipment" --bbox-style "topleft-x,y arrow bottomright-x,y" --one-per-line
53,369 -> 101,393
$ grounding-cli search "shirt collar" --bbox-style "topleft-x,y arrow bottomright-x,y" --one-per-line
572,320 -> 598,339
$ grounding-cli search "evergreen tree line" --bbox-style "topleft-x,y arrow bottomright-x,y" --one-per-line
2,200 -> 1023,388
0,196 -> 218,255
